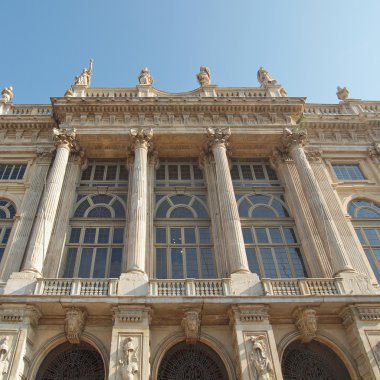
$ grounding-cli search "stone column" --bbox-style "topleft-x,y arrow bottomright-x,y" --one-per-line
200,152 -> 229,277
22,128 -> 78,275
43,152 -> 84,277
282,127 -> 353,276
229,305 -> 283,380
109,306 -> 151,380
340,304 -> 380,380
0,151 -> 51,282
126,128 -> 152,274
206,127 -> 250,275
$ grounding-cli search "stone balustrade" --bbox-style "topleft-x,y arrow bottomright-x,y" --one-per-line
10,105 -> 52,115
35,278 -> 118,296
262,278 -> 343,296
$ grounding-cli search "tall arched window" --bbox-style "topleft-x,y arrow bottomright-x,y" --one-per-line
348,199 -> 380,282
237,193 -> 307,278
154,194 -> 215,279
63,160 -> 128,279
0,199 -> 16,262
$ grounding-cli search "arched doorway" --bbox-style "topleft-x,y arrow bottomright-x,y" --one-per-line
158,342 -> 229,380
281,340 -> 351,380
36,341 -> 105,380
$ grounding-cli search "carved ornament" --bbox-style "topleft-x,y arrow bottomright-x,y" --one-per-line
231,305 -> 269,323
206,127 -> 231,149
53,127 -> 78,150
130,128 -> 153,151
248,335 -> 274,380
138,68 -> 153,86
305,149 -> 322,162
113,306 -> 151,324
336,86 -> 349,101
282,125 -> 308,150
0,337 -> 10,375
197,66 -> 211,86
181,310 -> 200,344
1,87 -> 14,104
73,59 -> 93,87
368,142 -> 380,158
257,67 -> 277,87
294,307 -> 318,343
119,337 -> 139,380
64,307 -> 87,344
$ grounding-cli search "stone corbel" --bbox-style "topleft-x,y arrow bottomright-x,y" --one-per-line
230,305 -> 270,324
64,307 -> 87,344
113,306 -> 152,326
293,307 -> 318,342
181,309 -> 201,344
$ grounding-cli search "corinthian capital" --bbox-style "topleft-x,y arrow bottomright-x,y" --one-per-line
206,127 -> 231,149
130,128 -> 153,150
53,127 -> 78,150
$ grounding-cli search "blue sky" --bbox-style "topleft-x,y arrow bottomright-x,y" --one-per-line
1,0 -> 379,104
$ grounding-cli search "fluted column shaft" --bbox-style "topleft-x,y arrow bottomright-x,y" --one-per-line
208,128 -> 250,274
288,137 -> 353,275
126,129 -> 152,273
22,128 -> 77,275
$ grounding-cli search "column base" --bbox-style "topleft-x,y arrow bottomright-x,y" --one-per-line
118,272 -> 149,296
3,272 -> 41,295
230,272 -> 262,296
336,271 -> 378,295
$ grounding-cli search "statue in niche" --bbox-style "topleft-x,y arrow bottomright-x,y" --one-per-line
138,68 -> 154,85
0,337 -> 9,375
74,59 -> 93,86
119,337 -> 139,380
197,66 -> 211,86
257,67 -> 277,87
1,87 -> 14,104
248,335 -> 274,380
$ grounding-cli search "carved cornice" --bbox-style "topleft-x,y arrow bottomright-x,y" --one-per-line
230,305 -> 269,324
112,306 -> 152,325
340,304 -> 380,328
0,305 -> 41,327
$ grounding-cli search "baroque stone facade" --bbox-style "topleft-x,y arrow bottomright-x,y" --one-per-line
0,66 -> 380,379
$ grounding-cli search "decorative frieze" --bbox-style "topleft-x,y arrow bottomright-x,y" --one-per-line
64,307 -> 87,344
294,307 -> 318,343
181,310 -> 200,344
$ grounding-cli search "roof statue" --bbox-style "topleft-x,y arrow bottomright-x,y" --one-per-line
197,66 -> 211,86
74,59 -> 93,87
138,68 -> 154,85
257,67 -> 277,87
1,87 -> 14,104
336,86 -> 349,101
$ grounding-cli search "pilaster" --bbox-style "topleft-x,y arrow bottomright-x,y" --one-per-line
229,305 -> 283,380
109,306 -> 151,380
340,304 -> 380,380
0,304 -> 41,380
0,150 -> 52,282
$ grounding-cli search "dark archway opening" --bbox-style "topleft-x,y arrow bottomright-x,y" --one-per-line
282,340 -> 351,380
36,341 -> 105,380
158,341 -> 229,380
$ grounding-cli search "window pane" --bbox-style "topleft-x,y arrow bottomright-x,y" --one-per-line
284,228 -> 297,244
156,228 -> 167,243
186,248 -> 198,278
180,165 -> 191,180
78,248 -> 93,277
2,228 -> 11,244
184,228 -> 196,244
333,164 -> 365,180
156,200 -> 171,218
93,248 -> 107,277
106,166 -> 117,180
170,207 -> 194,218
74,200 -> 90,217
170,228 -> 182,244
113,228 -> 124,244
252,206 -> 276,218
231,165 -> 240,180
364,229 -> 380,245
269,228 -> 282,243
192,200 -> 208,218
364,249 -> 380,283
260,248 -> 277,278
200,248 -> 215,278
84,228 -> 96,243
289,248 -> 307,277
246,248 -> 260,275
110,248 -> 122,277
156,248 -> 167,279
119,165 -> 128,181
242,228 -> 254,243
81,166 -> 92,180
88,207 -> 112,218
97,228 -> 110,243
275,248 -> 292,277
0,248 -> 4,262
94,165 -> 105,180
238,199 -> 251,217
199,227 -> 211,244
193,165 -> 203,180
63,248 -> 77,278
69,228 -> 81,243
255,228 -> 269,243
265,165 -> 278,180
241,165 -> 253,180
168,165 -> 178,180
252,165 -> 265,179
156,166 -> 166,180
171,248 -> 184,278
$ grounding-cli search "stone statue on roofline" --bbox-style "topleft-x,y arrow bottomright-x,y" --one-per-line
197,66 -> 211,86
138,67 -> 154,85
257,67 -> 277,87
74,58 -> 93,86
336,86 -> 349,101
1,87 -> 14,103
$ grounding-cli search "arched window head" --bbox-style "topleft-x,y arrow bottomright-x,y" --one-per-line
0,199 -> 16,262
73,194 -> 126,218
237,194 -> 289,218
348,198 -> 380,282
155,195 -> 209,219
